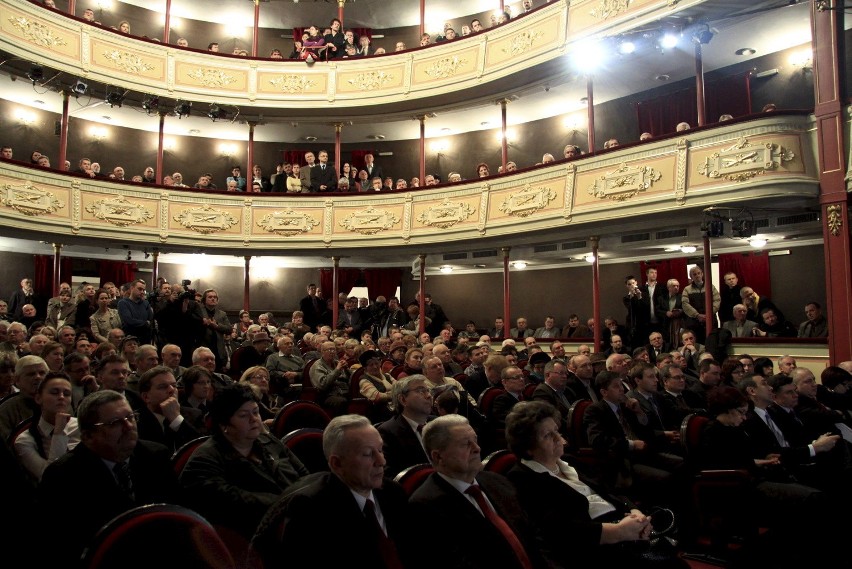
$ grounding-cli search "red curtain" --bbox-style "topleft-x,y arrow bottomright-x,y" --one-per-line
99,261 -> 137,288
319,268 -> 362,299
350,28 -> 371,40
639,258 -> 689,286
364,268 -> 402,300
718,252 -> 771,299
350,150 -> 375,173
33,255 -> 73,297
282,150 -> 308,167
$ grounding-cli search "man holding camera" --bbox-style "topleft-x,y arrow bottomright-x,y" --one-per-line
623,275 -> 649,349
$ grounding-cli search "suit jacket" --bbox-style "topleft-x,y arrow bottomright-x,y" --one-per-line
253,472 -> 414,569
45,300 -> 76,329
659,390 -> 701,429
742,410 -> 812,467
377,413 -> 430,477
583,400 -> 651,459
135,405 -> 203,452
561,324 -> 592,338
531,383 -> 571,430
409,471 -> 546,569
299,164 -> 314,191
488,327 -> 505,340
310,162 -> 338,192
490,391 -> 521,428
509,327 -> 535,339
722,319 -> 758,338
39,440 -> 178,565
564,375 -> 597,404
364,162 -> 383,183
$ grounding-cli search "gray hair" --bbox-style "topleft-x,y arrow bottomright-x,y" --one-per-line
77,390 -> 125,432
390,374 -> 428,413
422,414 -> 469,454
322,414 -> 371,459
15,355 -> 47,376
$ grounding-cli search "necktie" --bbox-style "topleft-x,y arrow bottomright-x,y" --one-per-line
675,395 -> 689,411
363,499 -> 403,569
416,423 -> 425,433
465,485 -> 533,569
648,396 -> 663,427
764,413 -> 788,447
788,409 -> 803,426
113,461 -> 135,501
616,408 -> 631,439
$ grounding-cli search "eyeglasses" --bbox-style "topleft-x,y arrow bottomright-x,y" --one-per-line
92,412 -> 140,429
405,387 -> 431,396
504,375 -> 524,380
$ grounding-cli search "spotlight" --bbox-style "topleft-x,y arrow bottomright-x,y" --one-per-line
680,245 -> 697,254
173,100 -> 192,118
142,95 -> 159,114
439,266 -> 453,273
512,261 -> 528,269
207,103 -> 228,122
618,40 -> 635,55
731,219 -> 754,238
26,65 -> 44,84
71,79 -> 88,96
660,33 -> 679,49
700,220 -> 724,238
584,253 -> 596,263
105,88 -> 126,108
693,26 -> 715,45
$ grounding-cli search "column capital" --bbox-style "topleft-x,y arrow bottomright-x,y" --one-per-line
501,246 -> 511,257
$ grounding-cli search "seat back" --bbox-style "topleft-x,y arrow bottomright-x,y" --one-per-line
453,373 -> 469,386
477,386 -> 503,419
81,504 -> 236,569
567,399 -> 593,449
7,416 -> 34,447
271,400 -> 331,439
680,413 -> 710,458
349,367 -> 366,398
389,365 -> 406,379
280,428 -> 328,474
170,436 -> 210,476
381,359 -> 395,373
522,382 -> 537,400
393,463 -> 435,496
481,449 -> 517,475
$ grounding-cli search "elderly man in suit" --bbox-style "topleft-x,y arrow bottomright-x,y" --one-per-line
377,374 -> 433,477
723,304 -> 758,337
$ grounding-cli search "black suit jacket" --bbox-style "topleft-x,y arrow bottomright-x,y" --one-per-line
253,472 -> 414,568
377,414 -> 430,477
135,405 -> 203,452
531,383 -> 571,431
39,440 -> 178,565
490,391 -> 521,428
364,163 -> 383,183
310,163 -> 338,192
565,375 -> 597,404
409,471 -> 547,569
583,400 -> 651,459
742,410 -> 812,467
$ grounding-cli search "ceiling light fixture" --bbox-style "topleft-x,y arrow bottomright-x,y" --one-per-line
749,238 -> 767,248
105,88 -> 126,108
680,245 -> 697,254
71,79 -> 88,96
142,95 -> 159,114
660,33 -> 679,49
618,40 -> 635,55
439,265 -> 453,273
735,48 -> 756,56
512,261 -> 528,269
584,253 -> 596,263
26,65 -> 44,84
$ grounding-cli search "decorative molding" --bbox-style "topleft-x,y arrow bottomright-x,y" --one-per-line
101,49 -> 155,74
257,208 -> 320,236
339,206 -> 400,235
268,74 -> 317,94
587,163 -> 662,202
323,199 -> 334,245
564,163 -> 576,221
502,30 -> 544,56
697,137 -> 795,182
416,198 -> 476,229
424,56 -> 468,79
827,205 -> 843,237
159,192 -> 169,242
667,0 -> 681,6
242,198 -> 252,244
499,184 -> 557,217
590,0 -> 632,20
85,196 -> 154,227
402,194 -> 413,243
675,138 -> 689,205
173,204 -> 238,234
478,189 -> 489,235
71,182 -> 81,233
185,67 -> 237,88
1,182 -> 64,216
346,70 -> 394,90
8,16 -> 67,48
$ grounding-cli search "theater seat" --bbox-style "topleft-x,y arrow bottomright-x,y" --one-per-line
170,436 -> 209,476
393,463 -> 434,496
271,400 -> 331,439
481,449 -> 517,475
281,427 -> 328,474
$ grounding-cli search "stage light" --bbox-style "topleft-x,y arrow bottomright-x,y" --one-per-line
173,100 -> 192,118
71,79 -> 88,96
660,33 -> 679,49
105,88 -> 126,108
142,95 -> 159,114
26,65 -> 44,83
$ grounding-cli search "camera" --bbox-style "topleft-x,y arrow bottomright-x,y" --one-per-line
179,279 -> 196,301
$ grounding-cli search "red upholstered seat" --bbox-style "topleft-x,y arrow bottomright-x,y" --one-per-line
393,463 -> 434,496
271,400 -> 331,438
481,449 -> 517,475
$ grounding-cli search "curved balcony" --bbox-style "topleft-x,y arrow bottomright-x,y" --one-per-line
0,0 -> 710,114
0,113 -> 817,253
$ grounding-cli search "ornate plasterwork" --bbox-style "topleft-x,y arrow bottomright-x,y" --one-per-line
346,70 -> 394,90
8,16 -> 67,48
416,199 -> 476,229
102,50 -> 155,74
339,206 -> 399,235
502,30 -> 544,56
257,209 -> 320,236
588,163 -> 662,202
590,0 -> 632,20
85,196 -> 153,227
498,184 -> 557,217
268,74 -> 317,94
1,183 -> 64,216
675,138 -> 689,205
697,137 -> 795,182
173,204 -> 238,234
424,56 -> 468,79
185,68 -> 237,88
827,205 -> 843,237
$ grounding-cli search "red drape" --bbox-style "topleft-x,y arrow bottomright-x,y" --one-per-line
282,150 -> 308,167
33,255 -> 73,297
319,268 -> 361,299
639,258 -> 689,286
636,72 -> 752,136
718,252 -> 771,299
99,261 -> 137,288
364,268 -> 402,301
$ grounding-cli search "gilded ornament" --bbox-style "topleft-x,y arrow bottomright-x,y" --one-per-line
698,137 -> 795,182
346,70 -> 394,90
827,205 -> 843,237
416,199 -> 476,229
424,56 -> 468,79
173,204 -> 238,234
8,16 -> 68,48
590,0 -> 632,20
1,183 -> 64,216
588,163 -> 662,202
185,68 -> 237,88
102,50 -> 155,74
257,209 -> 320,236
502,30 -> 544,56
85,196 -> 154,227
268,74 -> 317,94
339,206 -> 400,235
499,184 -> 557,217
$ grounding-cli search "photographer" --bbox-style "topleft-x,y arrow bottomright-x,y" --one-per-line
157,281 -> 201,367
193,289 -> 231,372
623,275 -> 648,349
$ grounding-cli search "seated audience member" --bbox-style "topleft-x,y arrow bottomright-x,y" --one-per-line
265,336 -> 304,395
723,304 -> 758,337
533,316 -> 560,339
310,341 -> 351,416
753,357 -> 774,378
505,401 -> 686,567
719,114 -> 734,121
603,138 -> 619,149
252,415 -> 415,568
135,366 -> 203,451
753,308 -> 797,338
14,373 -> 80,481
490,365 -> 526,429
0,355 -> 48,440
0,353 -> 16,400
639,132 -> 653,141
179,384 -> 309,540
178,365 -> 214,413
675,122 -> 690,132
239,365 -> 284,425
377,375 -> 433,476
358,349 -> 395,421
41,341 -> 65,373
408,414 -> 547,569
798,302 -> 828,338
740,286 -> 782,323
564,144 -> 582,158
39,390 -> 178,565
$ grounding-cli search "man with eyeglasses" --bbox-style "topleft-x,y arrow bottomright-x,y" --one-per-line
310,341 -> 351,417
39,389 -> 179,565
377,375 -> 434,477
490,366 -> 526,429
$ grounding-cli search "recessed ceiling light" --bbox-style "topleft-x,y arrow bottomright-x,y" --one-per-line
473,264 -> 486,268
441,127 -> 451,132
439,265 -> 453,273
512,261 -> 528,269
367,134 -> 385,140
680,245 -> 697,254
735,48 -> 756,56
580,97 -> 588,104
101,115 -> 111,120
33,100 -> 44,105
749,238 -> 767,248
188,129 -> 200,134
305,135 -> 317,142
480,121 -> 491,127
584,253 -> 596,263
655,74 -> 670,81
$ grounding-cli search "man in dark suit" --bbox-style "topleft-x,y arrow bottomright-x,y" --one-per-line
298,283 -> 325,332
136,366 -> 204,451
252,415 -> 415,568
659,364 -> 703,429
363,152 -> 383,184
531,359 -> 572,433
377,375 -> 433,477
490,365 -> 525,428
656,279 -> 684,351
409,414 -> 547,569
488,317 -> 505,340
39,390 -> 178,565
625,362 -> 682,454
645,331 -> 672,366
719,271 -> 742,324
96,354 -> 145,411
310,149 -> 338,192
565,354 -> 599,403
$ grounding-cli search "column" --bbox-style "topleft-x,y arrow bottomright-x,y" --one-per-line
163,0 -> 172,43
419,0 -> 425,37
338,0 -> 345,25
67,0 -> 76,16
502,247 -> 511,338
251,0 -> 260,57
590,236 -> 601,351
52,243 -> 62,297
57,89 -> 70,172
499,99 -> 509,171
155,112 -> 166,184
586,76 -> 595,152
694,40 -> 706,127
418,254 -> 426,335
243,256 -> 251,312
247,122 -> 256,183
151,249 -> 160,292
334,123 -> 343,179
332,257 -> 340,329
812,0 -> 851,362
418,115 -> 426,184
702,236 -> 713,337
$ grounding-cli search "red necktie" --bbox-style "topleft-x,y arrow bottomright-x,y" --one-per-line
465,485 -> 533,569
363,499 -> 403,569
